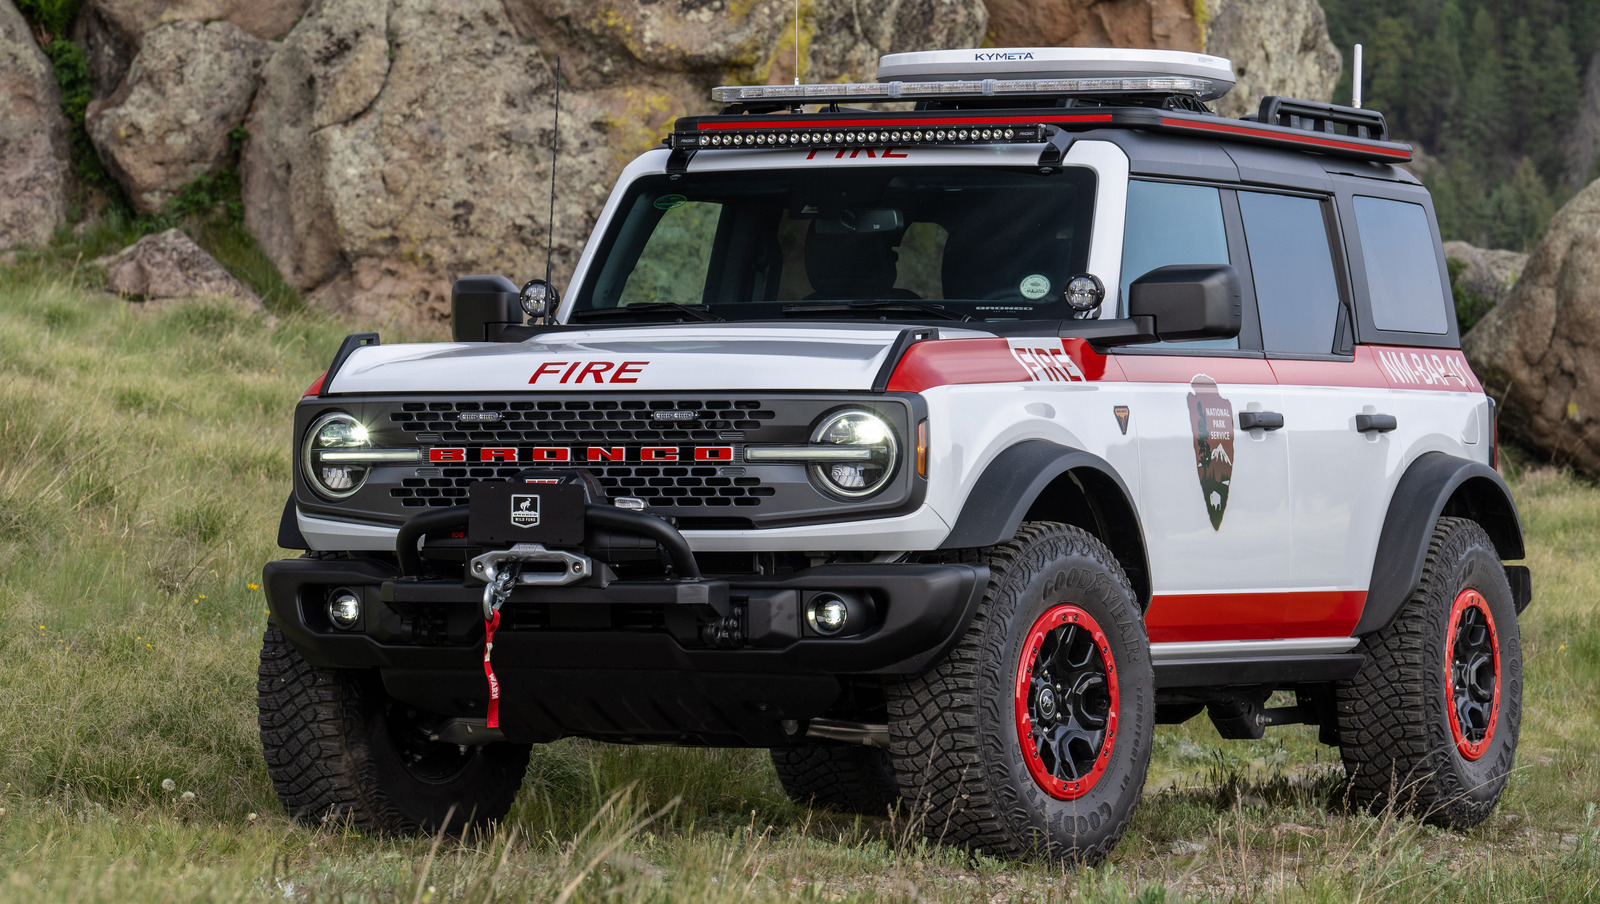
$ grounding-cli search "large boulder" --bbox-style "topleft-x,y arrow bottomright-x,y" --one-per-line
1204,0 -> 1342,119
1444,240 -> 1526,329
983,0 -> 1201,52
73,0 -> 309,99
86,21 -> 271,215
0,0 -> 72,250
98,228 -> 261,307
242,0 -> 987,329
1463,179 -> 1600,475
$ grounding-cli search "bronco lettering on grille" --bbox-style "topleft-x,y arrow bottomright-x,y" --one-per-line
429,446 -> 735,464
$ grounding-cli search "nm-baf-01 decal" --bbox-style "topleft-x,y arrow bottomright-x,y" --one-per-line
429,445 -> 736,463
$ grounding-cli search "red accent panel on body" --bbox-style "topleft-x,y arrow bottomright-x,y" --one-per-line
1270,346 -> 1482,392
303,371 -> 327,398
887,338 -> 1033,391
1114,354 -> 1276,385
1145,590 -> 1366,643
1160,117 -> 1411,159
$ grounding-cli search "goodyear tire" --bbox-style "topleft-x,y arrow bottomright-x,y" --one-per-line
1336,517 -> 1522,828
885,522 -> 1153,864
770,745 -> 900,815
257,624 -> 530,835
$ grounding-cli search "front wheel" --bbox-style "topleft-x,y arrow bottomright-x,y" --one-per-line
257,625 -> 531,835
885,523 -> 1153,864
1335,517 -> 1522,828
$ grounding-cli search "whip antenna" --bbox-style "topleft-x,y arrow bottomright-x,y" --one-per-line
545,56 -> 561,284
1352,44 -> 1363,109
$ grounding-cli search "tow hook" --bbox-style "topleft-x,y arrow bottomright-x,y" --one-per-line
469,543 -> 594,617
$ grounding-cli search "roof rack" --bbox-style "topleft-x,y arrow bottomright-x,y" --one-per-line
663,48 -> 1411,169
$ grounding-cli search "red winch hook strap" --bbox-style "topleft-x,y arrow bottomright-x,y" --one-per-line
483,606 -> 503,728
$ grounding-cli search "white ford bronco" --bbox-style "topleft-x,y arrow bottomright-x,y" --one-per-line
259,47 -> 1531,863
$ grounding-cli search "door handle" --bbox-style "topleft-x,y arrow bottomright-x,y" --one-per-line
1239,411 -> 1285,431
1356,414 -> 1398,433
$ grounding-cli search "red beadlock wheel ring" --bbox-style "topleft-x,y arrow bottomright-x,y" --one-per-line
1014,604 -> 1120,800
1444,588 -> 1501,761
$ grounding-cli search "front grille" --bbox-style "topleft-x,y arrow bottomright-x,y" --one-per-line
389,464 -> 774,508
385,399 -> 780,509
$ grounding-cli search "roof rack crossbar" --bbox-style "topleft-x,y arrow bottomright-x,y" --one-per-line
1256,96 -> 1388,142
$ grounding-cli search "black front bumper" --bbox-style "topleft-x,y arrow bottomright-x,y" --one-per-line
262,556 -> 987,746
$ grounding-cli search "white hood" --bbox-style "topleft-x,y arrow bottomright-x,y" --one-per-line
326,323 -> 992,394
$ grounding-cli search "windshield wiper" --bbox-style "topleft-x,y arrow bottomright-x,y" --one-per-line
780,300 -> 973,322
570,303 -> 724,323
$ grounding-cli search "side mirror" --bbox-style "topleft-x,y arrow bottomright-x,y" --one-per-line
1126,264 -> 1242,343
451,275 -> 524,342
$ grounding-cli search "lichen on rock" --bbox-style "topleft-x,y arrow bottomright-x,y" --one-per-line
0,0 -> 72,251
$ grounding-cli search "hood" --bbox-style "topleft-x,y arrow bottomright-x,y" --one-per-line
326,323 -> 994,394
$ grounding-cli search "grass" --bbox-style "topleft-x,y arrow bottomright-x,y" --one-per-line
1,271 -> 1598,901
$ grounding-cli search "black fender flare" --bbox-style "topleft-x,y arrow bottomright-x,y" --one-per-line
939,440 -> 1151,607
1357,451 -> 1527,635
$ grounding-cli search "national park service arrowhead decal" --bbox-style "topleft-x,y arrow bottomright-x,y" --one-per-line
1187,376 -> 1234,530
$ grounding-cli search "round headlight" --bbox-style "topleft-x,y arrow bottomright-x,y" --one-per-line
302,412 -> 372,499
810,409 -> 898,498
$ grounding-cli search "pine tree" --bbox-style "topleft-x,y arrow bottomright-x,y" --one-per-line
1530,25 -> 1582,180
1488,157 -> 1555,250
1368,17 -> 1416,131
1410,2 -> 1467,146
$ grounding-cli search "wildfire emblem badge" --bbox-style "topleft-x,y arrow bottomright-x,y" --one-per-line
509,494 -> 541,528
1186,376 -> 1234,530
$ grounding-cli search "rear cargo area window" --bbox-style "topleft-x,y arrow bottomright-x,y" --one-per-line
1238,191 -> 1341,355
1353,196 -> 1449,334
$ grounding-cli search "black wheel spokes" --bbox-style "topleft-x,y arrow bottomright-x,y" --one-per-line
1029,623 -> 1111,783
1451,604 -> 1497,743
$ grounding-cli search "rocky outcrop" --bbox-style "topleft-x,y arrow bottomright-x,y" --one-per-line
1463,180 -> 1600,476
1444,240 -> 1526,328
0,0 -> 72,250
98,228 -> 260,306
984,0 -> 1200,52
1204,0 -> 1342,119
73,0 -> 309,99
243,0 -> 987,329
86,21 -> 270,215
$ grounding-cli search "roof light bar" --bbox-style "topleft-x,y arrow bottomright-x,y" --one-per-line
711,75 -> 1215,106
672,121 -> 1049,151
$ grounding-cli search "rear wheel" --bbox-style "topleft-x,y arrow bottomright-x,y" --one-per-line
1335,517 -> 1521,828
257,624 -> 531,835
770,745 -> 899,815
885,523 -> 1153,864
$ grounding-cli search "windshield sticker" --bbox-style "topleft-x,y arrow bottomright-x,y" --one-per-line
653,194 -> 688,211
1019,274 -> 1051,300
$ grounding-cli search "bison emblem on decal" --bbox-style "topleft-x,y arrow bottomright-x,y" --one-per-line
1187,376 -> 1234,530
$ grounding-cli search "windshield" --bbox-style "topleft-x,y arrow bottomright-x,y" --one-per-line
571,166 -> 1097,323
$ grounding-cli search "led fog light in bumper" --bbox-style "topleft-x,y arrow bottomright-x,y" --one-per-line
326,589 -> 362,630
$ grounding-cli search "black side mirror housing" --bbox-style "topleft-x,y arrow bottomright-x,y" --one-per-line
1126,264 -> 1242,342
451,275 -> 524,342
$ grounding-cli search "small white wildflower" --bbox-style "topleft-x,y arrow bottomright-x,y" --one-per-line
247,812 -> 258,821
181,791 -> 195,802
0,807 -> 7,817
161,779 -> 176,792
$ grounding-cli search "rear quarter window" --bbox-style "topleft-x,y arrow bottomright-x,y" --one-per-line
1352,195 -> 1449,334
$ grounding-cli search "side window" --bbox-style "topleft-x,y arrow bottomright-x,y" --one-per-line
1237,191 -> 1342,356
1352,196 -> 1449,334
618,201 -> 722,306
1121,180 -> 1235,349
